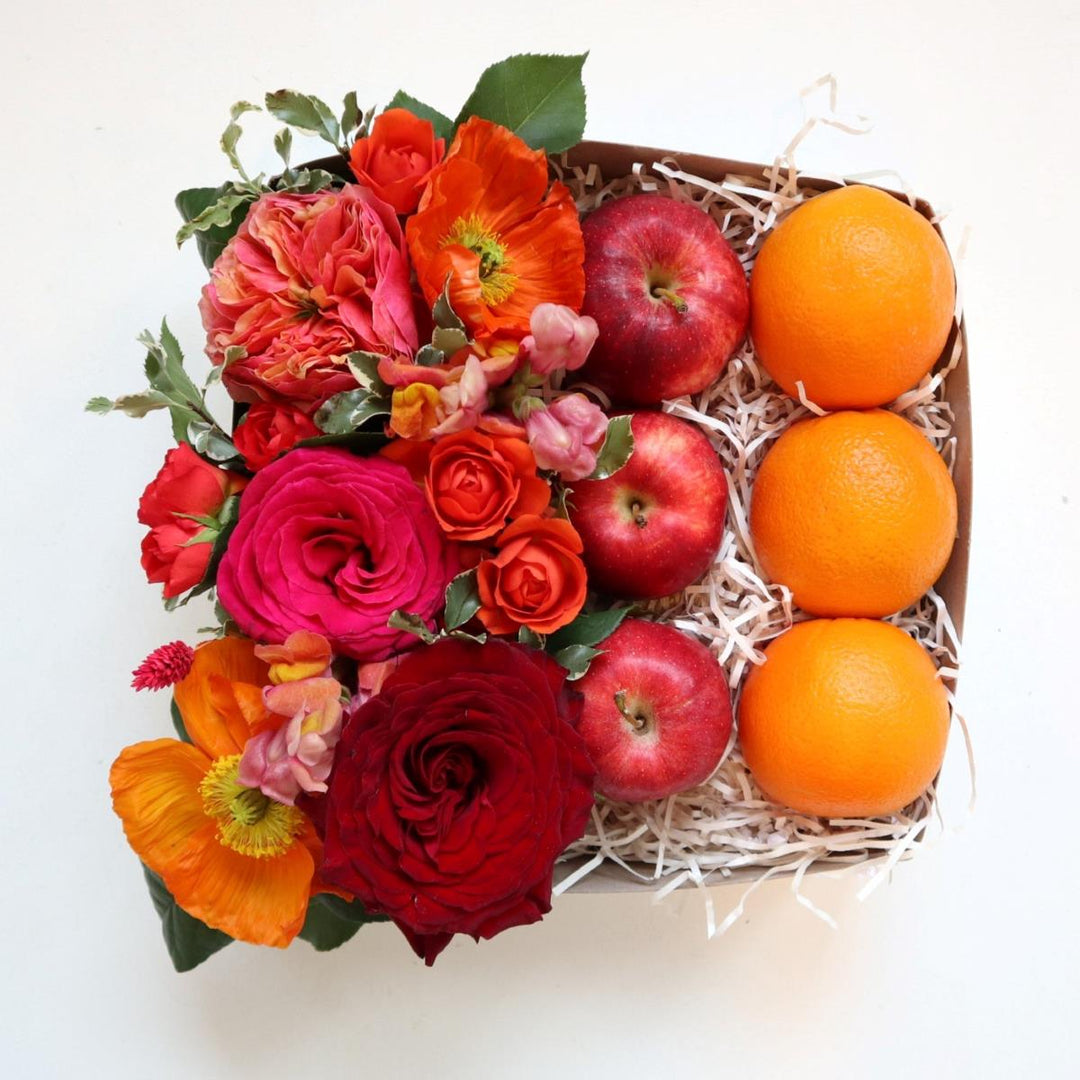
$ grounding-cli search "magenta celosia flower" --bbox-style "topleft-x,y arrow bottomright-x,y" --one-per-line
131,641 -> 195,691
526,393 -> 609,480
200,185 -> 419,412
519,303 -> 598,376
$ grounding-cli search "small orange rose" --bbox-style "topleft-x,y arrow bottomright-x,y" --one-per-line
348,108 -> 445,216
476,515 -> 587,635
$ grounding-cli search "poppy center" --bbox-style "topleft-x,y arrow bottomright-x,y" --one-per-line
199,754 -> 303,859
443,214 -> 517,305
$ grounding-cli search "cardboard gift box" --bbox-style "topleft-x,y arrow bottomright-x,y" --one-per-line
552,141 -> 972,895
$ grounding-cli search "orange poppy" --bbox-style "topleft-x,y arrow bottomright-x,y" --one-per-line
109,636 -> 326,948
406,117 -> 586,347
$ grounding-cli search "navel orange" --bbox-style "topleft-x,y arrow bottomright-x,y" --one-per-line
738,618 -> 950,818
749,184 -> 955,409
749,409 -> 957,617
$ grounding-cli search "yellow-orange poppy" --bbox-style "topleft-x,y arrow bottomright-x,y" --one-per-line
406,117 -> 586,347
110,636 -> 326,948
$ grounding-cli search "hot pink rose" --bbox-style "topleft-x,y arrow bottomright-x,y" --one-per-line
200,186 -> 419,411
216,448 -> 456,661
519,303 -> 599,376
525,393 -> 609,480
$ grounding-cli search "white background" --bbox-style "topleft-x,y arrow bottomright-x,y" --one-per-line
2,1 -> 1077,1076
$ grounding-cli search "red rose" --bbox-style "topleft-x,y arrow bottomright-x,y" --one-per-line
348,108 -> 445,215
233,403 -> 319,471
137,444 -> 246,598
322,638 -> 596,964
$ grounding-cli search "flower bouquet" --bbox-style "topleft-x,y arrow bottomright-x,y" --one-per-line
94,56 -> 968,969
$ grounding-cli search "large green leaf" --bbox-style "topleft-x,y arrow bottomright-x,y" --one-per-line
298,894 -> 389,952
386,90 -> 455,143
314,389 -> 390,435
443,569 -> 480,630
265,89 -> 342,148
587,415 -> 634,480
546,606 -> 634,652
455,53 -> 588,153
142,865 -> 232,972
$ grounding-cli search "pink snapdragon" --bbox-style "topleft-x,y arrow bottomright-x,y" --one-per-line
238,675 -> 344,805
519,304 -> 599,376
525,393 -> 609,480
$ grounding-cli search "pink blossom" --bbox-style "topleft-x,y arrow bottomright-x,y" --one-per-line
238,676 -> 344,805
432,355 -> 489,436
526,394 -> 610,480
519,304 -> 599,376
200,186 -> 418,412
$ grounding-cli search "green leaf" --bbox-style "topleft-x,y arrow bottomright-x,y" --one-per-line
314,389 -> 390,435
517,626 -> 546,648
341,91 -> 361,142
108,390 -> 172,418
432,326 -> 468,355
168,404 -> 203,444
170,697 -> 192,743
386,90 -> 455,143
175,185 -> 254,268
345,351 -> 388,392
220,100 -> 260,176
142,865 -> 232,972
265,89 -> 341,148
85,396 -> 113,414
456,53 -> 588,153
295,430 -> 390,453
186,420 -> 239,464
552,643 -> 602,680
276,167 -> 338,195
274,126 -> 293,169
546,606 -> 634,652
443,569 -> 480,630
157,319 -> 204,406
414,344 -> 444,367
432,276 -> 466,331
298,894 -> 389,952
587,415 -> 634,480
387,610 -> 437,644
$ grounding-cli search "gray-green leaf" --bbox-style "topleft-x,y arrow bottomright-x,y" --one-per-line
298,894 -> 389,952
265,89 -> 342,148
341,91 -> 362,142
455,53 -> 588,153
385,90 -> 455,143
387,610 -> 437,644
175,185 -> 253,269
432,276 -> 466,332
220,101 -> 260,176
345,351 -> 388,392
552,643 -> 602,680
314,389 -> 390,435
546,606 -> 634,652
274,126 -> 293,169
432,326 -> 468,355
587,415 -> 634,480
443,569 -> 481,630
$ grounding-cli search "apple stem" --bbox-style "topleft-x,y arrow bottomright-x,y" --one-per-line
614,690 -> 648,732
630,501 -> 647,528
651,286 -> 688,314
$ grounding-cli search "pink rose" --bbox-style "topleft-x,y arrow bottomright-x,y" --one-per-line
216,448 -> 456,661
525,394 -> 609,480
519,303 -> 599,376
200,186 -> 419,412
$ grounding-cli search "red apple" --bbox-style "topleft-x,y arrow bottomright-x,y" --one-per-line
568,410 -> 727,599
577,619 -> 733,802
579,193 -> 749,406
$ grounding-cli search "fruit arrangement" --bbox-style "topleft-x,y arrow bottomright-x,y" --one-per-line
93,55 -> 967,969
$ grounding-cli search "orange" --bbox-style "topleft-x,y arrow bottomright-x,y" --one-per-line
738,618 -> 950,817
750,409 -> 956,617
749,184 -> 955,409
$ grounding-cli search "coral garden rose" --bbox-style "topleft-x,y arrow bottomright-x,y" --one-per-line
233,403 -> 319,471
216,448 -> 456,661
138,443 -> 247,598
476,515 -> 588,634
200,186 -> 418,411
348,107 -> 445,216
384,430 -> 551,541
321,637 -> 596,965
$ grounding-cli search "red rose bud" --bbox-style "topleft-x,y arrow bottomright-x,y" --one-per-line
321,637 -> 596,965
348,108 -> 445,216
137,444 -> 247,598
233,403 -> 318,471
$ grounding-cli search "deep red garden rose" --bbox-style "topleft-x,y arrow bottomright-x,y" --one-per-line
233,403 -> 319,471
321,637 -> 596,964
200,185 -> 418,412
137,443 -> 247,598
348,108 -> 445,215
215,448 -> 455,661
